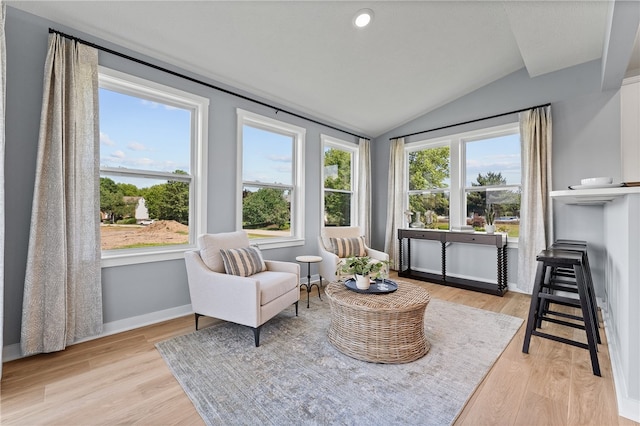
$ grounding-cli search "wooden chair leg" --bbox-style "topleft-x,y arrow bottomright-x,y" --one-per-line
575,265 -> 601,376
523,262 -> 545,354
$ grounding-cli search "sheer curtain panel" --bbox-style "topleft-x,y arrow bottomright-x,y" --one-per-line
0,0 -> 6,376
21,34 -> 102,356
357,138 -> 371,243
517,106 -> 553,293
384,138 -> 406,270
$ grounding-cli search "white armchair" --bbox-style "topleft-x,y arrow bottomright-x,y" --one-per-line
318,226 -> 389,282
185,231 -> 300,347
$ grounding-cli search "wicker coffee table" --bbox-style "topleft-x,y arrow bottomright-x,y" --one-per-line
324,280 -> 431,364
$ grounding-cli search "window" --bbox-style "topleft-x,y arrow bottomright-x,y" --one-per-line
405,122 -> 521,238
99,68 -> 209,266
407,144 -> 450,229
237,109 -> 305,248
322,135 -> 358,227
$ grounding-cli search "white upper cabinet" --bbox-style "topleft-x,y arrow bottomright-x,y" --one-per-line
621,76 -> 640,183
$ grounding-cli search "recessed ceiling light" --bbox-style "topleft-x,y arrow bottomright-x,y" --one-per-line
353,9 -> 374,28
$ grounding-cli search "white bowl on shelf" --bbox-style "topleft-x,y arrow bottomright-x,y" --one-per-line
581,177 -> 613,186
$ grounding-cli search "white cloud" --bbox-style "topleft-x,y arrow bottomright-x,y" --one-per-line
140,99 -> 160,109
274,165 -> 292,173
111,150 -> 125,159
100,131 -> 116,146
140,99 -> 181,111
268,154 -> 292,163
136,158 -> 155,167
127,141 -> 147,151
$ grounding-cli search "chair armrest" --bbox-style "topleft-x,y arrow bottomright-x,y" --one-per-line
318,236 -> 340,281
365,246 -> 390,262
185,251 -> 260,326
264,260 -> 300,278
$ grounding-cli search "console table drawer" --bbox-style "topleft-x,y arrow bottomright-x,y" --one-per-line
447,232 -> 505,247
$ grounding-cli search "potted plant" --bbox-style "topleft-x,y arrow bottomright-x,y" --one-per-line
340,256 -> 389,290
485,204 -> 496,234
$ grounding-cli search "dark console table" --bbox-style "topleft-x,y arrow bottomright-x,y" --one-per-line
398,228 -> 508,296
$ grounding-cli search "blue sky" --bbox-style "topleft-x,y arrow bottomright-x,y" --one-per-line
100,88 -> 294,189
465,133 -> 521,186
99,88 -> 191,187
100,87 -> 518,190
242,125 -> 293,185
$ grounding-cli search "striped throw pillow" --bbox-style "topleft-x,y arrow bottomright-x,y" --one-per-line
330,236 -> 366,258
219,246 -> 267,277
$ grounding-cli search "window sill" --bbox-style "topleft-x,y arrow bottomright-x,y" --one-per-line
250,238 -> 305,250
101,245 -> 195,268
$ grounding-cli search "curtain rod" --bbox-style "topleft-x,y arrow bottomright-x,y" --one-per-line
49,28 -> 369,141
389,103 -> 551,141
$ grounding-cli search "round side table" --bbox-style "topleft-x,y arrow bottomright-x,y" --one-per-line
295,255 -> 323,308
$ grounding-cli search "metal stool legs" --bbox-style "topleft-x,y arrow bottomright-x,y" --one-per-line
300,261 -> 321,309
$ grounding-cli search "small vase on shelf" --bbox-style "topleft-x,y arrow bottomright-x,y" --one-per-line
410,211 -> 425,228
485,224 -> 495,234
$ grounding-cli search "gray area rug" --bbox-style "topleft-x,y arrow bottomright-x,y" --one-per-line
156,293 -> 523,426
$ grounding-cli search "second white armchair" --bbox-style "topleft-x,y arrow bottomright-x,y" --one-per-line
318,226 -> 389,282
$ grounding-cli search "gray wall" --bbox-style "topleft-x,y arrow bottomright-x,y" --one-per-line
371,60 -> 622,298
3,7 -> 360,347
1,5 -> 627,347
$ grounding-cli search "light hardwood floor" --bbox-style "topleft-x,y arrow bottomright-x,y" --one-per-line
1,273 -> 637,425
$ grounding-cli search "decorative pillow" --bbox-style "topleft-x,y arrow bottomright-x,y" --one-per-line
219,246 -> 267,277
199,231 -> 251,273
330,236 -> 366,258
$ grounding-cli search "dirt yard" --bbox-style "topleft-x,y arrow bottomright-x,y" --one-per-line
101,220 -> 189,250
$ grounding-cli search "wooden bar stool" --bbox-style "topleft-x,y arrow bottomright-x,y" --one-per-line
522,249 -> 601,376
547,241 -> 601,343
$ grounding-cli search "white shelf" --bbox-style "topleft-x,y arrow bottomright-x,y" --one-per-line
550,186 -> 640,205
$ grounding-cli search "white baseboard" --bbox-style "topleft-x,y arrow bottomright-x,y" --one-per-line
604,314 -> 640,422
3,304 -> 193,363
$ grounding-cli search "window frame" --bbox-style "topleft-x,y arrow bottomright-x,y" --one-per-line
405,122 -> 520,244
320,135 -> 359,228
99,67 -> 209,267
236,109 -> 305,249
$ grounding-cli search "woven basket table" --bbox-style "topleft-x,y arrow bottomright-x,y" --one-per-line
324,280 -> 431,364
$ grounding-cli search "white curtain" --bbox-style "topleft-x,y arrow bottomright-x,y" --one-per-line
357,138 -> 371,243
0,0 -> 6,377
21,34 -> 102,356
517,106 -> 553,293
384,138 -> 406,270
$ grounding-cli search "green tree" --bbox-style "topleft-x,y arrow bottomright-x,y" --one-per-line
100,177 -> 126,223
467,172 -> 507,216
160,175 -> 190,225
408,147 -> 449,191
408,147 -> 450,218
243,187 -> 289,229
323,148 -> 351,226
117,183 -> 141,196
140,184 -> 166,220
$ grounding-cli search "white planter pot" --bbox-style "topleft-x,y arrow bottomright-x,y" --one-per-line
485,224 -> 495,234
355,274 -> 371,290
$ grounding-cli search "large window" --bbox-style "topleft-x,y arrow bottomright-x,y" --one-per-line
99,68 -> 208,266
237,109 -> 305,248
322,135 -> 358,227
406,122 -> 521,238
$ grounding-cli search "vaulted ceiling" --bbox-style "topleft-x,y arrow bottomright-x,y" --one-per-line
8,1 -> 640,137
